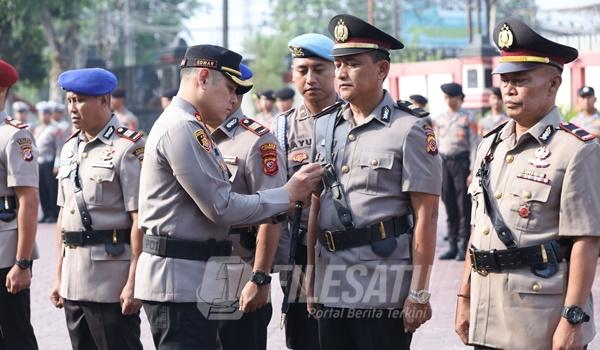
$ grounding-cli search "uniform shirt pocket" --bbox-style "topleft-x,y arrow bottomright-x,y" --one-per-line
507,263 -> 567,309
353,151 -> 395,195
508,179 -> 551,233
86,167 -> 116,206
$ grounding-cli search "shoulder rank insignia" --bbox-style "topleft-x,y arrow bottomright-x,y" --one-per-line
396,100 -> 429,118
4,117 -> 27,129
483,120 -> 509,138
240,118 -> 269,136
558,122 -> 595,142
116,127 -> 142,142
313,101 -> 344,119
64,130 -> 81,143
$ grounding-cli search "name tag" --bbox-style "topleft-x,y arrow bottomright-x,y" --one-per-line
92,161 -> 114,169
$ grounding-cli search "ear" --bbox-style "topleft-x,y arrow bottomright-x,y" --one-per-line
99,94 -> 110,106
548,74 -> 562,95
377,60 -> 390,80
197,68 -> 210,89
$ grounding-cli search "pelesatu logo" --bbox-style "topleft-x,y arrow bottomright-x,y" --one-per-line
498,24 -> 514,49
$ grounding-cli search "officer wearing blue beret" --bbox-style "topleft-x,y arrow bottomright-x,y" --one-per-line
50,67 -> 145,350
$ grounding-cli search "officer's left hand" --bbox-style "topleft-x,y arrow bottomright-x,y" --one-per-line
120,282 -> 142,315
239,281 -> 269,313
5,264 -> 31,294
552,318 -> 583,350
402,298 -> 432,333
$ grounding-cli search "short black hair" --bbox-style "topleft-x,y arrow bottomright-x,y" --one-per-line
367,49 -> 390,63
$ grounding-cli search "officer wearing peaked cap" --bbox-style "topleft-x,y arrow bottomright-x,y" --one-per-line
306,14 -> 441,350
211,63 -> 286,350
271,32 -> 337,350
455,18 -> 600,350
571,86 -> 600,138
133,44 -> 322,349
274,87 -> 296,113
0,59 -> 40,350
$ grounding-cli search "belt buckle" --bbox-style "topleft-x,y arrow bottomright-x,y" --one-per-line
469,247 -> 488,276
324,231 -> 336,252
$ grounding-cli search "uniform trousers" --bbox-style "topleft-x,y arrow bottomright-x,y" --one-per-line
38,162 -> 58,221
0,267 -> 38,350
63,300 -> 142,350
441,153 -> 471,249
317,306 -> 412,350
217,303 -> 272,350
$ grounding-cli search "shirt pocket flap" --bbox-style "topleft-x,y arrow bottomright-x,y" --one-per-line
89,168 -> 115,183
357,151 -> 394,170
507,265 -> 566,295
359,234 -> 411,261
56,166 -> 71,180
510,179 -> 551,203
90,244 -> 132,261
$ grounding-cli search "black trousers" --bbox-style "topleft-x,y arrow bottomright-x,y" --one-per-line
63,300 -> 142,350
38,162 -> 58,220
317,306 -> 412,350
284,302 -> 320,350
441,155 -> 472,246
0,267 -> 38,350
218,303 -> 272,350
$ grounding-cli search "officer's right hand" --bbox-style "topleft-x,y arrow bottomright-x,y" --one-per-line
455,295 -> 470,344
49,281 -> 64,309
284,163 -> 324,207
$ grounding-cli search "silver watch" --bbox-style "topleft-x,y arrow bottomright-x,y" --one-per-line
408,289 -> 431,304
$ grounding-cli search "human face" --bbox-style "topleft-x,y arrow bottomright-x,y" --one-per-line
276,99 -> 294,113
578,95 -> 597,114
14,110 -> 28,123
334,53 -> 387,103
66,91 -> 109,133
110,96 -> 124,111
489,94 -> 503,113
259,96 -> 274,112
200,71 -> 238,125
38,109 -> 52,124
292,57 -> 335,102
499,66 -> 560,123
444,95 -> 463,111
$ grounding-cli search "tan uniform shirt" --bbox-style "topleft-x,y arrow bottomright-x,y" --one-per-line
33,121 -> 62,166
255,110 -> 276,127
435,109 -> 479,167
571,111 -> 600,138
478,111 -> 509,137
0,113 -> 39,269
114,108 -> 139,131
468,108 -> 600,349
57,116 -> 144,302
311,91 -> 442,308
212,108 -> 286,263
135,96 -> 290,303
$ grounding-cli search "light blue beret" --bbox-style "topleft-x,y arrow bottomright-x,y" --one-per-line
288,33 -> 334,62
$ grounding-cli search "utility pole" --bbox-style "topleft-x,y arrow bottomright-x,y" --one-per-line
124,0 -> 135,66
467,0 -> 473,43
368,0 -> 374,25
223,0 -> 229,48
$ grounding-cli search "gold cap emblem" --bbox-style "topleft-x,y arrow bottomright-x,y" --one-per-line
498,24 -> 514,49
289,46 -> 304,57
334,19 -> 349,43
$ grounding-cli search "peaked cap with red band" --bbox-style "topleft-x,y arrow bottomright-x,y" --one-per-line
328,14 -> 404,57
492,17 -> 578,74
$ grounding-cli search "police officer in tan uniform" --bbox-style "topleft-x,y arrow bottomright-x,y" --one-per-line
49,68 -> 144,350
134,45 -> 322,350
571,86 -> 600,138
455,18 -> 600,350
478,87 -> 508,137
272,32 -> 337,350
0,59 -> 39,350
306,15 -> 442,350
255,90 -> 277,126
435,82 -> 479,260
211,64 -> 285,350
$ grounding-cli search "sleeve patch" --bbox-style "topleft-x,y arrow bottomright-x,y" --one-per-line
133,147 -> 144,163
240,118 -> 269,136
194,128 -> 213,152
260,143 -> 279,176
116,127 -> 142,142
424,124 -> 438,155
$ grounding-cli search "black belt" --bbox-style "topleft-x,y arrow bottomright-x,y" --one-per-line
143,235 -> 232,261
441,151 -> 469,161
229,226 -> 258,250
469,240 -> 570,276
318,216 -> 412,252
62,229 -> 130,246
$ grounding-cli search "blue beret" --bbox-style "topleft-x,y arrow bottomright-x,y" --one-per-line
288,33 -> 334,62
58,68 -> 117,96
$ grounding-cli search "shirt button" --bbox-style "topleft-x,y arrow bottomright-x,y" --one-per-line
341,165 -> 349,174
348,134 -> 356,141
532,282 -> 541,292
505,155 -> 514,163
494,191 -> 502,199
482,226 -> 490,235
523,191 -> 532,199
370,159 -> 379,166
82,152 -> 88,159
70,208 -> 75,214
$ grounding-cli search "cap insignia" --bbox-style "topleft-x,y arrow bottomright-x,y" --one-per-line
290,46 -> 304,57
498,24 -> 514,49
334,19 -> 349,43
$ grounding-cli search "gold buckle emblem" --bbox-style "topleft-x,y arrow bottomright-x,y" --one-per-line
324,231 -> 336,252
469,247 -> 489,276
498,24 -> 514,49
112,229 -> 118,244
334,19 -> 349,43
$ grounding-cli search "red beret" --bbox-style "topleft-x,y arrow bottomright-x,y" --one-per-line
0,60 -> 19,87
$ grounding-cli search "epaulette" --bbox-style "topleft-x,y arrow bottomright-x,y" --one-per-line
312,101 -> 344,119
240,118 -> 269,136
396,100 -> 429,118
558,122 -> 595,142
483,121 -> 509,138
4,117 -> 27,129
64,130 -> 81,143
116,126 -> 143,142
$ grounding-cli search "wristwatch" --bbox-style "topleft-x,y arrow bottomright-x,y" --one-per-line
408,289 -> 431,304
562,305 -> 590,325
15,259 -> 33,270
250,271 -> 272,286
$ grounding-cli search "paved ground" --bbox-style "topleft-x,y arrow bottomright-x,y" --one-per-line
28,205 -> 600,349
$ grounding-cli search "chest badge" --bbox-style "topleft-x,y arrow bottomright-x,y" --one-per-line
518,203 -> 530,218
291,151 -> 308,163
527,146 -> 551,168
101,148 -> 115,161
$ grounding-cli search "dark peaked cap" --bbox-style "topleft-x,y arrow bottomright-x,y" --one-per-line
180,44 -> 248,88
328,14 -> 404,57
492,17 -> 578,74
